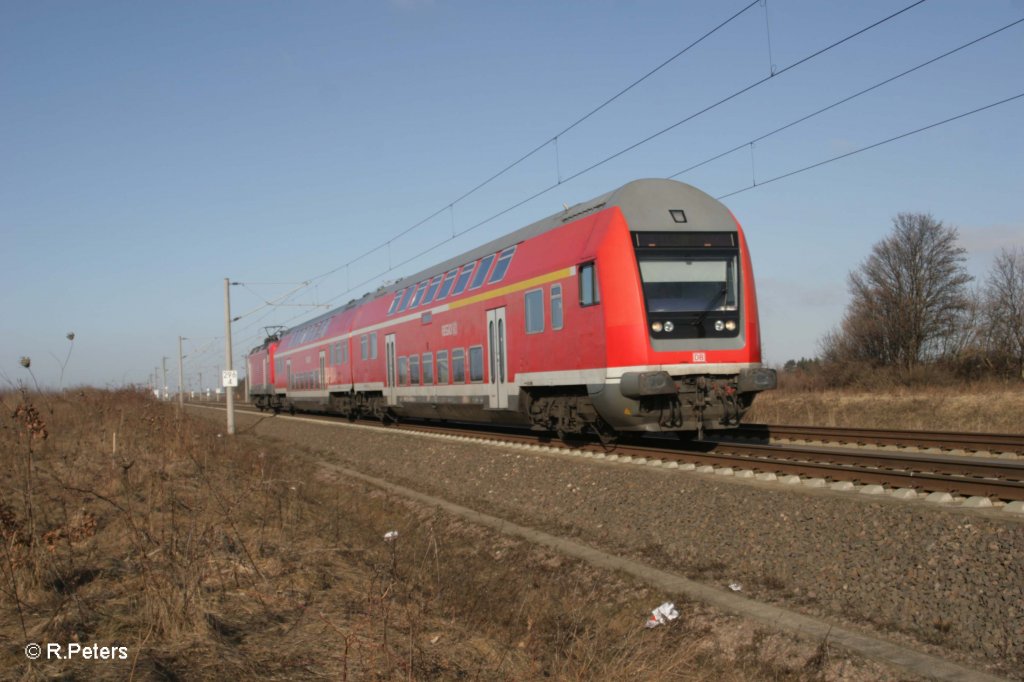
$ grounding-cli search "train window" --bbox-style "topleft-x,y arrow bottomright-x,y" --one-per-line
452,348 -> 466,383
423,352 -> 434,385
360,335 -> 368,360
409,280 -> 430,309
551,284 -> 564,330
435,268 -> 459,301
369,332 -> 378,360
638,254 -> 739,313
422,275 -> 443,305
410,354 -> 421,385
398,357 -> 408,385
634,231 -> 736,248
341,342 -> 348,363
451,263 -> 476,297
387,291 -> 403,315
437,350 -> 449,384
579,262 -> 600,306
487,246 -> 517,284
469,346 -> 484,382
525,289 -> 544,334
469,254 -> 496,290
396,286 -> 415,313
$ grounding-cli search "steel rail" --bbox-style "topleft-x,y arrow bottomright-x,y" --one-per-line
390,420 -> 1024,501
731,424 -> 1024,454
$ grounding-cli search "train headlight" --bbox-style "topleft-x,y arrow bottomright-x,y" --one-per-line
651,322 -> 663,332
714,320 -> 725,331
725,320 -> 737,331
663,321 -> 674,332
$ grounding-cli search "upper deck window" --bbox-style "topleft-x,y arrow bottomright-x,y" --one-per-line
387,291 -> 403,315
451,262 -> 476,297
469,254 -> 496,290
486,246 -> 516,284
396,286 -> 415,313
409,280 -> 429,309
422,274 -> 443,306
435,268 -> 459,301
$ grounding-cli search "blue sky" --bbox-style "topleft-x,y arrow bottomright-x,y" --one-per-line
3,0 -> 1022,390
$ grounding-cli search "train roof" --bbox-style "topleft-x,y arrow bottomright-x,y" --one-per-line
389,178 -> 734,292
278,178 -> 735,337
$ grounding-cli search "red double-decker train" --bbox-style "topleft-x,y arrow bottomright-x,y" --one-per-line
246,178 -> 776,438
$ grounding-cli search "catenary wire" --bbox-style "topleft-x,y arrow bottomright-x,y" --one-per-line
262,1 -> 765,293
716,91 -> 1024,200
230,0 -> 1020,363
670,17 -> 1024,179
244,0 -> 935,344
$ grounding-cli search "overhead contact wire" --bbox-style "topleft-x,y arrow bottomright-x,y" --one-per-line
240,0 -> 936,341
716,91 -> 1024,199
670,17 -> 1024,179
287,1 -> 763,290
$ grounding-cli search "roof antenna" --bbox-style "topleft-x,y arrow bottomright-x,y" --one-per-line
562,203 -> 569,211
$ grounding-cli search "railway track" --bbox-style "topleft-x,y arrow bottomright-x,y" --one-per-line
727,423 -> 1024,455
399,421 -> 1024,504
204,404 -> 1024,504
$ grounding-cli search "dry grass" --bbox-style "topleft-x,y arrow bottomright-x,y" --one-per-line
0,388 -> 864,681
748,376 -> 1024,433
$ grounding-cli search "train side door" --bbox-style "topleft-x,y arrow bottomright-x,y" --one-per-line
385,334 -> 397,406
319,350 -> 326,390
486,307 -> 508,409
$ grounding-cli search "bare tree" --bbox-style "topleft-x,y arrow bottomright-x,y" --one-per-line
835,213 -> 972,371
981,247 -> 1024,379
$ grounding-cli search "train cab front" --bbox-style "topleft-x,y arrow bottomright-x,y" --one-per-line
595,225 -> 776,437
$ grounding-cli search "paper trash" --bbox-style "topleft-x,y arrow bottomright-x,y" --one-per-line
644,602 -> 680,629
728,582 -> 742,592
383,530 -> 399,542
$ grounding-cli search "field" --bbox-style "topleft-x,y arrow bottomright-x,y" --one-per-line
1,388 -> 912,681
746,380 -> 1024,434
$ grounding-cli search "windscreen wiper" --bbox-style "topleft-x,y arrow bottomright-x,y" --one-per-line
693,287 -> 728,327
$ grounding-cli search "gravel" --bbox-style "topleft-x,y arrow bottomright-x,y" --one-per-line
225,412 -> 1024,679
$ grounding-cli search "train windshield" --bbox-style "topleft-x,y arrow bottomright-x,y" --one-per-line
638,254 -> 738,313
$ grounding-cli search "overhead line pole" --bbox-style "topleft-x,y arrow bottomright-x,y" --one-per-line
177,336 -> 185,410
224,277 -> 236,435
